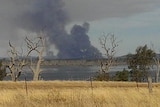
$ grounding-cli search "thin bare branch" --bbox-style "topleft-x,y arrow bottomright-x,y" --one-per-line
26,32 -> 45,81
99,33 -> 119,74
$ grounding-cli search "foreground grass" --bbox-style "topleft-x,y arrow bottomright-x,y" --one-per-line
0,81 -> 160,107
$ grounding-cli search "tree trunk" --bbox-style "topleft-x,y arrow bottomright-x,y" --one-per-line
33,71 -> 39,81
156,66 -> 159,83
153,57 -> 160,83
148,75 -> 152,93
11,73 -> 16,81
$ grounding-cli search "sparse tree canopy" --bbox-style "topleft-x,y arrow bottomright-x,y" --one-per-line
127,45 -> 155,93
127,45 -> 155,82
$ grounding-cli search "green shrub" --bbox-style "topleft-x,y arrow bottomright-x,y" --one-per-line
112,68 -> 129,81
94,72 -> 110,81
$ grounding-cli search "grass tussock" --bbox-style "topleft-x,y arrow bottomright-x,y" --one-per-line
0,81 -> 160,107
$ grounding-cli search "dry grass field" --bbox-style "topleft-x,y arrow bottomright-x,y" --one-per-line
0,81 -> 160,107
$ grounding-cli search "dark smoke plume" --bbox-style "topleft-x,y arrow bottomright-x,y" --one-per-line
57,22 -> 102,59
14,0 -> 102,59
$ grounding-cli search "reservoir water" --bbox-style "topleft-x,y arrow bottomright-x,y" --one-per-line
5,65 -> 129,81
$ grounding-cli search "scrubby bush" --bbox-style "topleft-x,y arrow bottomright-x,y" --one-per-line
94,72 -> 110,81
0,61 -> 6,80
112,68 -> 129,81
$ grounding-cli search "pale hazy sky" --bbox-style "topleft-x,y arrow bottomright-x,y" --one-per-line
0,0 -> 160,57
65,0 -> 160,56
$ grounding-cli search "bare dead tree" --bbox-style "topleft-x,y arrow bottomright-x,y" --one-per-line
153,57 -> 160,82
99,33 -> 119,74
6,41 -> 26,81
150,43 -> 160,83
25,32 -> 45,81
6,31 -> 45,81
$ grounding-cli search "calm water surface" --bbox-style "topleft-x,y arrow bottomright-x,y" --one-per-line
4,65 -> 129,81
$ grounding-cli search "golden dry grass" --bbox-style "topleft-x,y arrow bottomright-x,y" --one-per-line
0,81 -> 160,107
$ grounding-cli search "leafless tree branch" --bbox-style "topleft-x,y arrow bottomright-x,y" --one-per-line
99,33 -> 119,74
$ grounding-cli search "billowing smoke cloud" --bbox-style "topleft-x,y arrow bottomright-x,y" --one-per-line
0,0 -> 159,57
58,22 -> 101,58
12,0 -> 102,59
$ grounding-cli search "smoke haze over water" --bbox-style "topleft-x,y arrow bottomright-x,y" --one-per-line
0,0 -> 102,59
